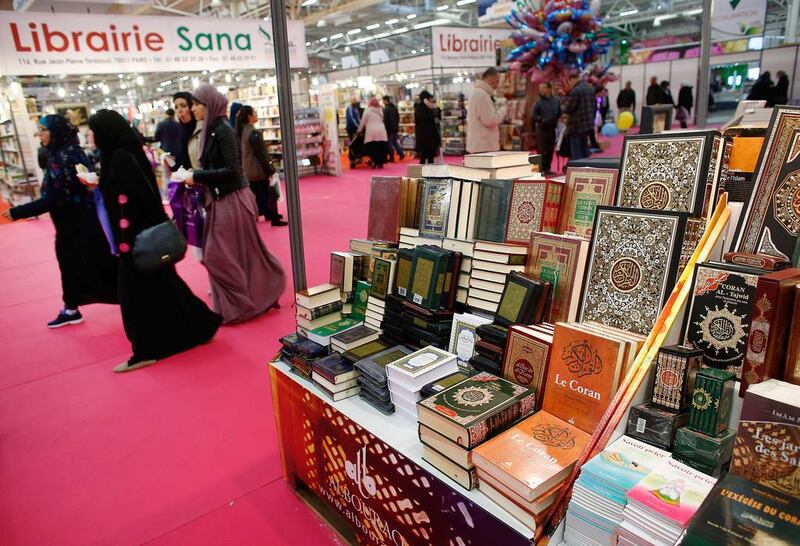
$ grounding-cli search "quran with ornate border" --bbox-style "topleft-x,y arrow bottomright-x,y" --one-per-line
617,131 -> 722,216
418,178 -> 452,239
504,179 -> 564,243
526,232 -> 589,323
578,207 -> 688,336
734,105 -> 800,260
558,167 -> 618,238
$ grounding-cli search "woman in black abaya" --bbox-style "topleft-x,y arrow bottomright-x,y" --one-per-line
87,109 -> 221,373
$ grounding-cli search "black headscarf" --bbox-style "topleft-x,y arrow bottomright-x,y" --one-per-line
37,114 -> 93,205
88,109 -> 158,195
173,92 -> 197,170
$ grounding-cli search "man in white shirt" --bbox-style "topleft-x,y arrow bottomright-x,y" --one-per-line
466,67 -> 508,154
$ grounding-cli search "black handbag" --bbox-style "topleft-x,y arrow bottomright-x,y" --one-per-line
132,220 -> 187,273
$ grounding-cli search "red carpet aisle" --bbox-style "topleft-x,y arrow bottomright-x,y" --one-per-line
0,139 -> 622,545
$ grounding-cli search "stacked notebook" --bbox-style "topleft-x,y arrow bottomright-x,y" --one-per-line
386,346 -> 459,421
355,345 -> 412,414
417,372 -> 537,490
562,436 -> 670,546
311,353 -> 361,401
617,458 -> 717,546
295,283 -> 344,334
278,332 -> 328,380
467,241 -> 528,314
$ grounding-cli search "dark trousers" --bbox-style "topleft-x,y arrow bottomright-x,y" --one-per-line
387,132 -> 404,160
569,133 -> 591,161
536,126 -> 555,172
249,180 -> 279,221
418,147 -> 436,164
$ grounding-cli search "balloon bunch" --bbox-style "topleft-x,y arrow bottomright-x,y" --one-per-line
506,0 -> 612,84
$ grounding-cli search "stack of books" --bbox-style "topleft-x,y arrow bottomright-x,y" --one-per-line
417,372 -> 537,490
448,312 -> 493,367
355,345 -> 412,414
364,255 -> 397,333
386,346 -> 459,421
471,323 -> 507,374
311,353 -> 361,401
330,251 -> 356,313
295,283 -> 344,334
379,294 -> 406,345
364,295 -> 385,333
617,458 -> 717,546
278,332 -> 328,379
562,436 -> 670,546
400,302 -> 453,349
472,411 -> 590,533
399,227 -> 441,249
406,246 -> 462,313
467,241 -> 528,314
330,324 -> 380,355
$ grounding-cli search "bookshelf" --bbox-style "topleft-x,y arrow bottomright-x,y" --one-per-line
440,94 -> 467,156
398,100 -> 415,152
0,94 -> 40,206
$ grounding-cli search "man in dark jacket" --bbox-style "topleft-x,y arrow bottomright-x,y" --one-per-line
617,81 -> 636,112
677,82 -> 694,128
646,76 -> 664,105
532,82 -> 560,174
563,73 -> 595,161
153,108 -> 181,155
383,95 -> 404,162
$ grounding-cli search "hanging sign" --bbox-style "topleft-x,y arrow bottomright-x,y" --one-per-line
0,12 -> 308,76
710,0 -> 767,42
431,26 -> 512,68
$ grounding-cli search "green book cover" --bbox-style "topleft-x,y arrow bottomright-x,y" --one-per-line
418,371 -> 536,429
370,258 -> 394,300
395,248 -> 414,297
309,317 -> 360,337
408,246 -> 448,310
352,281 -> 370,321
495,272 -> 540,327
474,179 -> 513,242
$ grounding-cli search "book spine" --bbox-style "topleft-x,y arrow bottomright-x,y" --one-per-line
783,287 -> 800,385
542,182 -> 562,232
312,368 -> 337,384
741,279 -> 779,396
466,395 -> 535,447
310,301 -> 343,319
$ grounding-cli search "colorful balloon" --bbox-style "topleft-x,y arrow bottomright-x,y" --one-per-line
617,111 -> 635,130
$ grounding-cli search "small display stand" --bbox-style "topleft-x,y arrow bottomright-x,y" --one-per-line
269,360 -> 538,546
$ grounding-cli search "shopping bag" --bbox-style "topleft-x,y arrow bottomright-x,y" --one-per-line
270,172 -> 284,203
167,181 -> 205,248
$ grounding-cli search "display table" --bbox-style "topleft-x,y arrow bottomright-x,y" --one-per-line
269,360 -> 537,546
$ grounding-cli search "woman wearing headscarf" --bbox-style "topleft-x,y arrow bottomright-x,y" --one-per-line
185,84 -> 286,323
357,96 -> 389,168
86,109 -> 221,373
235,105 -> 286,226
414,90 -> 440,164
1,115 -> 117,328
172,91 -> 198,170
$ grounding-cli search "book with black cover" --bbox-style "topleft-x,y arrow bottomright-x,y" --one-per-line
476,323 -> 509,347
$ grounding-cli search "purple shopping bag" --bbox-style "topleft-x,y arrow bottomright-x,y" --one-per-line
183,185 -> 205,248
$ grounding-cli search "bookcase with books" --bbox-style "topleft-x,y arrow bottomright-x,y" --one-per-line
0,93 -> 40,206
398,100 -> 415,153
440,94 -> 466,156
269,106 -> 800,546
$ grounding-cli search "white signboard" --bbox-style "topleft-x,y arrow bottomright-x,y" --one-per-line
711,0 -> 767,41
0,12 -> 308,76
431,26 -> 512,68
319,84 -> 342,177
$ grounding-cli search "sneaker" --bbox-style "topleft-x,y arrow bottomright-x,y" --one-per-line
48,309 -> 83,329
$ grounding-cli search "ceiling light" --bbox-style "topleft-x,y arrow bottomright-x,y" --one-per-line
619,8 -> 639,16
330,32 -> 344,39
301,0 -> 318,5
118,74 -> 124,79
120,83 -> 128,90
306,41 -> 311,46
437,4 -> 449,10
385,18 -> 399,25
348,28 -> 362,34
225,73 -> 232,83
251,75 -> 257,81
683,8 -> 702,15
366,23 -> 380,30
192,77 -> 200,88
319,37 -> 328,42
57,87 -> 66,98
412,49 -> 417,54
135,76 -> 144,85
406,13 -> 417,19
316,20 -> 326,27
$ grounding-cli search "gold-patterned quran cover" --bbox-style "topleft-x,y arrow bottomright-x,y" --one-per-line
578,207 -> 688,336
558,167 -> 618,239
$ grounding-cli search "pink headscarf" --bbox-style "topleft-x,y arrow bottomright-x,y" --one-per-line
368,96 -> 380,108
192,83 -> 228,160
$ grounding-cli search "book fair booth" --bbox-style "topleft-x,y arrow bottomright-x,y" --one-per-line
1,2 -> 800,545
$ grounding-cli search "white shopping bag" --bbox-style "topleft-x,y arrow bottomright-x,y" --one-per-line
270,173 -> 284,203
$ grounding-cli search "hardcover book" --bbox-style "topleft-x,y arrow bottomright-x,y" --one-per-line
785,285 -> 800,384
730,379 -> 800,498
558,167 -> 619,238
354,345 -> 412,385
579,207 -> 688,336
626,402 -> 688,450
625,458 -> 717,528
495,272 -> 545,328
296,300 -> 344,321
330,251 -> 355,293
366,176 -> 402,243
408,246 -> 448,310
419,177 -> 452,239
330,324 -> 379,352
304,317 -> 361,346
682,261 -> 762,377
311,353 -> 357,385
471,411 -> 590,501
419,370 -> 476,399
683,473 -> 799,546
504,179 -> 564,243
734,106 -> 800,260
295,283 -> 341,309
464,151 -> 530,169
351,280 -> 370,322
617,130 -> 721,216
651,344 -> 703,412
687,368 -> 736,436
385,346 -> 458,388
417,371 -> 537,449
369,257 -> 396,301
448,313 -> 493,364
502,325 -> 553,409
473,179 -> 513,243
740,268 -> 800,394
342,338 -> 391,363
526,232 -> 589,323
394,248 -> 413,297
542,322 -> 627,434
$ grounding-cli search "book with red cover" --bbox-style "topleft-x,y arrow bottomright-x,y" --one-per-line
504,179 -> 564,244
367,176 -> 402,243
472,411 -> 590,501
783,285 -> 800,385
541,322 -> 627,434
740,268 -> 800,395
502,325 -> 553,409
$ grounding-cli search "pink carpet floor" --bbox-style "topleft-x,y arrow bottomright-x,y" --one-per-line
0,138 -> 622,545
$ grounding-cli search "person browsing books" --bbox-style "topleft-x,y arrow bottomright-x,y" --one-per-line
466,67 -> 507,154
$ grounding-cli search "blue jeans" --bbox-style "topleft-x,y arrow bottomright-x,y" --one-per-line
569,132 -> 591,161
387,132 -> 404,160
